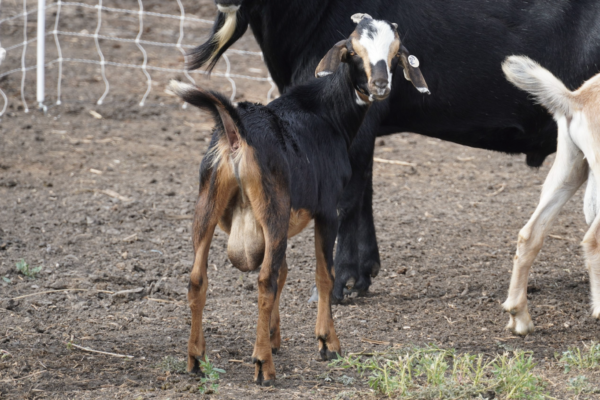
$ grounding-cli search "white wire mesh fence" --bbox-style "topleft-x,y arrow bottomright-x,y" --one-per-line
0,0 -> 277,117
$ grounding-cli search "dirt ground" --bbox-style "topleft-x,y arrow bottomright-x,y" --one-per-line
2,1 -> 600,399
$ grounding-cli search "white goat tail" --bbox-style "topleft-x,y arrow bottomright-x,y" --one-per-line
502,55 -> 576,117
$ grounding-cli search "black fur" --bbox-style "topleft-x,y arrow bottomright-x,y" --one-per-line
189,0 -> 600,298
187,11 -> 250,72
194,63 -> 368,213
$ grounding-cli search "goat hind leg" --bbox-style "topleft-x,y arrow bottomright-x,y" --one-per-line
503,132 -> 586,335
188,214 -> 217,373
188,170 -> 236,373
252,238 -> 287,386
269,258 -> 288,354
582,214 -> 600,319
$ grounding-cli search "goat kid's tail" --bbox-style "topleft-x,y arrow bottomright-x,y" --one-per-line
502,55 -> 576,116
167,81 -> 243,152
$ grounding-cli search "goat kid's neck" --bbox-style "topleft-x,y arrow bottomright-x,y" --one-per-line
317,65 -> 372,148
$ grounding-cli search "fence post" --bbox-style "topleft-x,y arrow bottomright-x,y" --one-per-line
36,0 -> 45,109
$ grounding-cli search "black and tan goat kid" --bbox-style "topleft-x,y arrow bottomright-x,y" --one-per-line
168,14 -> 428,386
501,56 -> 600,335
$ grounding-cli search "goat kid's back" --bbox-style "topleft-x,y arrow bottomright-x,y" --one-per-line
503,55 -> 600,223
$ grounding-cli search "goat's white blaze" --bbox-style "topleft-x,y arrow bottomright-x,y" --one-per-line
358,20 -> 396,75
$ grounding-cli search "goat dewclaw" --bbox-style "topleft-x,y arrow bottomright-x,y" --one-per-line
502,56 -> 600,336
169,14 -> 429,386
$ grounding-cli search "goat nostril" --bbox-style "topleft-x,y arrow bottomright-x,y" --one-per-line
373,80 -> 388,89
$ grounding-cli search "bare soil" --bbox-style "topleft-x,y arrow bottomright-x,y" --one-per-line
1,0 -> 600,399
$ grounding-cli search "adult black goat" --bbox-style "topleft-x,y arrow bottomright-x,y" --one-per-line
170,15 -> 428,383
189,0 -> 600,302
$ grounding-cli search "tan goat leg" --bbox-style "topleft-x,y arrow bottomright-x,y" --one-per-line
503,120 -> 587,335
269,258 -> 288,354
314,216 -> 341,359
188,166 -> 237,373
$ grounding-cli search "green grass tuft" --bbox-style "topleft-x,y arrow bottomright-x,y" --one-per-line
557,342 -> 600,373
16,259 -> 42,278
330,345 -> 552,399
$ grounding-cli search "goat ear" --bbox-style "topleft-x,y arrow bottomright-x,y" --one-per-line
398,45 -> 430,94
315,40 -> 348,78
351,13 -> 372,24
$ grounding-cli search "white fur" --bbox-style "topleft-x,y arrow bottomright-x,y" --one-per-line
355,91 -> 369,106
585,170 -> 597,225
165,80 -> 195,97
210,11 -> 238,63
502,55 -> 600,335
502,55 -> 574,116
351,13 -> 372,24
217,4 -> 240,13
358,20 -> 396,76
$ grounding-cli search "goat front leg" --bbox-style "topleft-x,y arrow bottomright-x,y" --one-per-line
270,257 -> 287,354
503,129 -> 587,335
315,214 -> 341,360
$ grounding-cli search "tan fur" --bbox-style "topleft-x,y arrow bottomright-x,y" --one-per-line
210,12 -> 237,64
350,32 -> 372,83
387,32 -> 400,69
501,56 -> 600,336
288,208 -> 312,237
314,224 -> 341,356
188,162 -> 238,372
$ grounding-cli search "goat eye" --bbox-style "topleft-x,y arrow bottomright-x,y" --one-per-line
349,51 -> 356,56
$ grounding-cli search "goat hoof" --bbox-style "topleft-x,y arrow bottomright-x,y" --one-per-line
318,339 -> 341,361
319,347 -> 341,361
505,314 -> 534,336
252,357 -> 275,385
353,276 -> 371,295
370,262 -> 381,278
189,356 -> 206,376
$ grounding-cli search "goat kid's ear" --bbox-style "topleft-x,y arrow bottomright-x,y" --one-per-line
398,45 -> 430,94
351,13 -> 372,24
315,40 -> 348,78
